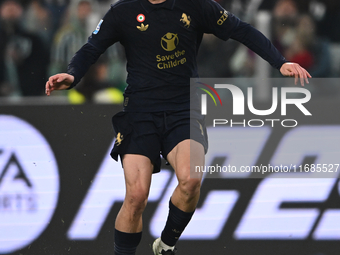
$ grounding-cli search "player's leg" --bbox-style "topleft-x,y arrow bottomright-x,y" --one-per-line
153,139 -> 204,254
167,139 -> 204,212
114,154 -> 153,255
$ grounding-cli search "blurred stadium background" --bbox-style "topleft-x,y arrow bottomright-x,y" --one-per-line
1,0 -> 340,255
0,0 -> 340,103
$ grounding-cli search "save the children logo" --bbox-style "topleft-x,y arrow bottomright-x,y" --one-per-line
0,115 -> 59,254
161,33 -> 179,51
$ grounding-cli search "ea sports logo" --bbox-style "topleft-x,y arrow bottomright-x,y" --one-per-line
161,33 -> 179,51
0,115 -> 59,253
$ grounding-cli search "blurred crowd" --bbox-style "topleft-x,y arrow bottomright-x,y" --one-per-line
0,0 -> 126,103
198,0 -> 340,79
0,0 -> 340,103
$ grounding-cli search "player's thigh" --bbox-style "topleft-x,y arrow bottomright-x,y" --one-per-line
166,139 -> 204,181
122,154 -> 154,200
111,111 -> 163,173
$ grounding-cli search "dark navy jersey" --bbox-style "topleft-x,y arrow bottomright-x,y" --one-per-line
67,0 -> 287,112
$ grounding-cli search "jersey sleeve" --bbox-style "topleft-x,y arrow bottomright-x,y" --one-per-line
199,0 -> 287,69
198,0 -> 240,41
67,7 -> 122,88
230,21 -> 287,69
87,7 -> 122,52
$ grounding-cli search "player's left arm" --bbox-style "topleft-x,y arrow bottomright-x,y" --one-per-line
279,62 -> 312,86
229,21 -> 312,86
199,0 -> 311,86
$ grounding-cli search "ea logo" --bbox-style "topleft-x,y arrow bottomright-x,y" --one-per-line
161,33 -> 179,51
0,115 -> 59,253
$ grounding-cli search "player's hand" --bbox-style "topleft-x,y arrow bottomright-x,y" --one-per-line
280,62 -> 312,86
45,73 -> 74,96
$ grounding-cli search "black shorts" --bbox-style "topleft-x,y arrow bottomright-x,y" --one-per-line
110,110 -> 208,173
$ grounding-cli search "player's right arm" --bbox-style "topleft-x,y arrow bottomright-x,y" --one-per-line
45,6 -> 121,96
45,73 -> 74,96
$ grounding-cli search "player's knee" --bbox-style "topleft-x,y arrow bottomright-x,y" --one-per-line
178,176 -> 201,199
125,188 -> 149,213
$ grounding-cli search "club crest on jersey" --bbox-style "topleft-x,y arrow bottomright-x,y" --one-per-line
180,13 -> 191,28
93,19 -> 103,34
197,120 -> 204,136
115,132 -> 124,146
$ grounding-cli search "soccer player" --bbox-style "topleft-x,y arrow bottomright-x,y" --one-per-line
45,0 -> 311,254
